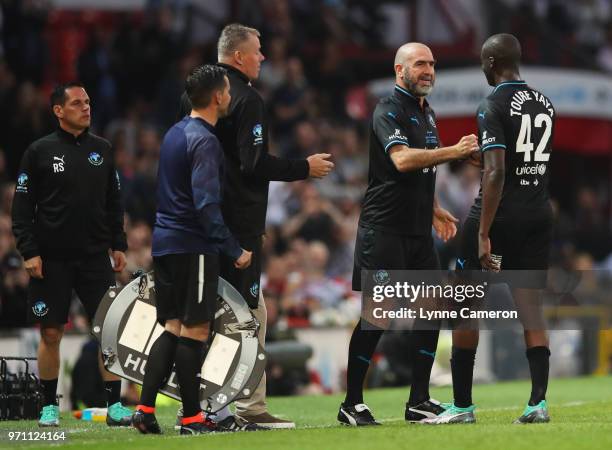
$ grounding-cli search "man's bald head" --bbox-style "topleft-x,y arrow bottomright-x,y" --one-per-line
394,42 -> 436,97
394,42 -> 432,67
481,33 -> 522,86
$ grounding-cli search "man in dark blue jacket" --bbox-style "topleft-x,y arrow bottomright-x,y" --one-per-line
132,65 -> 251,436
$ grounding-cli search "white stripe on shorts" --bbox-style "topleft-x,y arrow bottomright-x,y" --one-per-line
198,254 -> 205,303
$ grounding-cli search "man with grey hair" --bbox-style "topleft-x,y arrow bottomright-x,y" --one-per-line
338,42 -> 478,426
217,23 -> 333,430
177,23 -> 333,430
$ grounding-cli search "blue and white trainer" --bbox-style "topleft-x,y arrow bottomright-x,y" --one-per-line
422,404 -> 476,424
38,405 -> 60,427
513,400 -> 550,424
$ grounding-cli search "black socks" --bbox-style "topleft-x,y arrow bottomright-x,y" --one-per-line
175,336 -> 207,418
139,330 -> 179,407
344,323 -> 441,407
450,346 -> 477,408
344,320 -> 383,406
41,378 -> 58,406
408,330 -> 440,406
104,380 -> 121,406
526,346 -> 550,406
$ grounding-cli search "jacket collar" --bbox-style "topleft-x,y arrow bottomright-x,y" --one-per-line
56,126 -> 89,145
188,116 -> 216,133
217,63 -> 251,85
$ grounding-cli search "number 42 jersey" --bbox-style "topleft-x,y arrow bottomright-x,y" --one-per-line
469,81 -> 555,220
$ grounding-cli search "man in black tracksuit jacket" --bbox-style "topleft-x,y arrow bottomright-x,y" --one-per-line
12,128 -> 126,262
176,24 -> 334,428
11,83 -> 132,427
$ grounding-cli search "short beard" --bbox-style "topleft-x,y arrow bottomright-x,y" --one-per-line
402,73 -> 433,97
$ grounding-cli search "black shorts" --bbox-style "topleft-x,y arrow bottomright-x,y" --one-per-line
153,253 -> 219,325
219,235 -> 262,309
457,212 -> 553,288
28,253 -> 114,325
352,225 -> 440,291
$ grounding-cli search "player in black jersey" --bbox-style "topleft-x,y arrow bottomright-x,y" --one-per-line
426,34 -> 555,425
338,42 -> 479,427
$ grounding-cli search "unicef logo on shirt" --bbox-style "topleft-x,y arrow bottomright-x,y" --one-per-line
32,300 -> 49,317
17,173 -> 28,186
88,152 -> 103,166
538,164 -> 547,176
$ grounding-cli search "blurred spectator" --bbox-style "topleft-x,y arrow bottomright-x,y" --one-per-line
281,240 -> 353,325
311,39 -> 351,117
0,61 -> 18,147
77,29 -> 118,129
597,21 -> 612,72
118,220 -> 153,285
281,183 -> 343,249
573,186 -> 612,261
573,0 -> 611,57
270,57 -> 313,146
261,0 -> 295,43
0,153 -> 10,186
258,36 -> 289,92
0,249 -> 29,328
1,0 -> 50,84
124,126 -> 160,225
509,1 -> 543,64
115,7 -> 185,105
6,81 -> 54,177
436,164 -> 481,222
155,50 -> 203,128
282,120 -> 322,159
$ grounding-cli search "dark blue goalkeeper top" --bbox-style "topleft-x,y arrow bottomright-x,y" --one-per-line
152,116 -> 242,260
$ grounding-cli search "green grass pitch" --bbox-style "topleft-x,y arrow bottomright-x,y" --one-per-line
1,376 -> 611,450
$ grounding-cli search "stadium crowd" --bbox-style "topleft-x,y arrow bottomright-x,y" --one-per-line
0,0 -> 611,340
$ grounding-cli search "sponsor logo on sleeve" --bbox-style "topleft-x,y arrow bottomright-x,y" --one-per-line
482,131 -> 496,145
252,124 -> 263,145
250,282 -> 259,298
388,129 -> 408,141
16,173 -> 29,193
